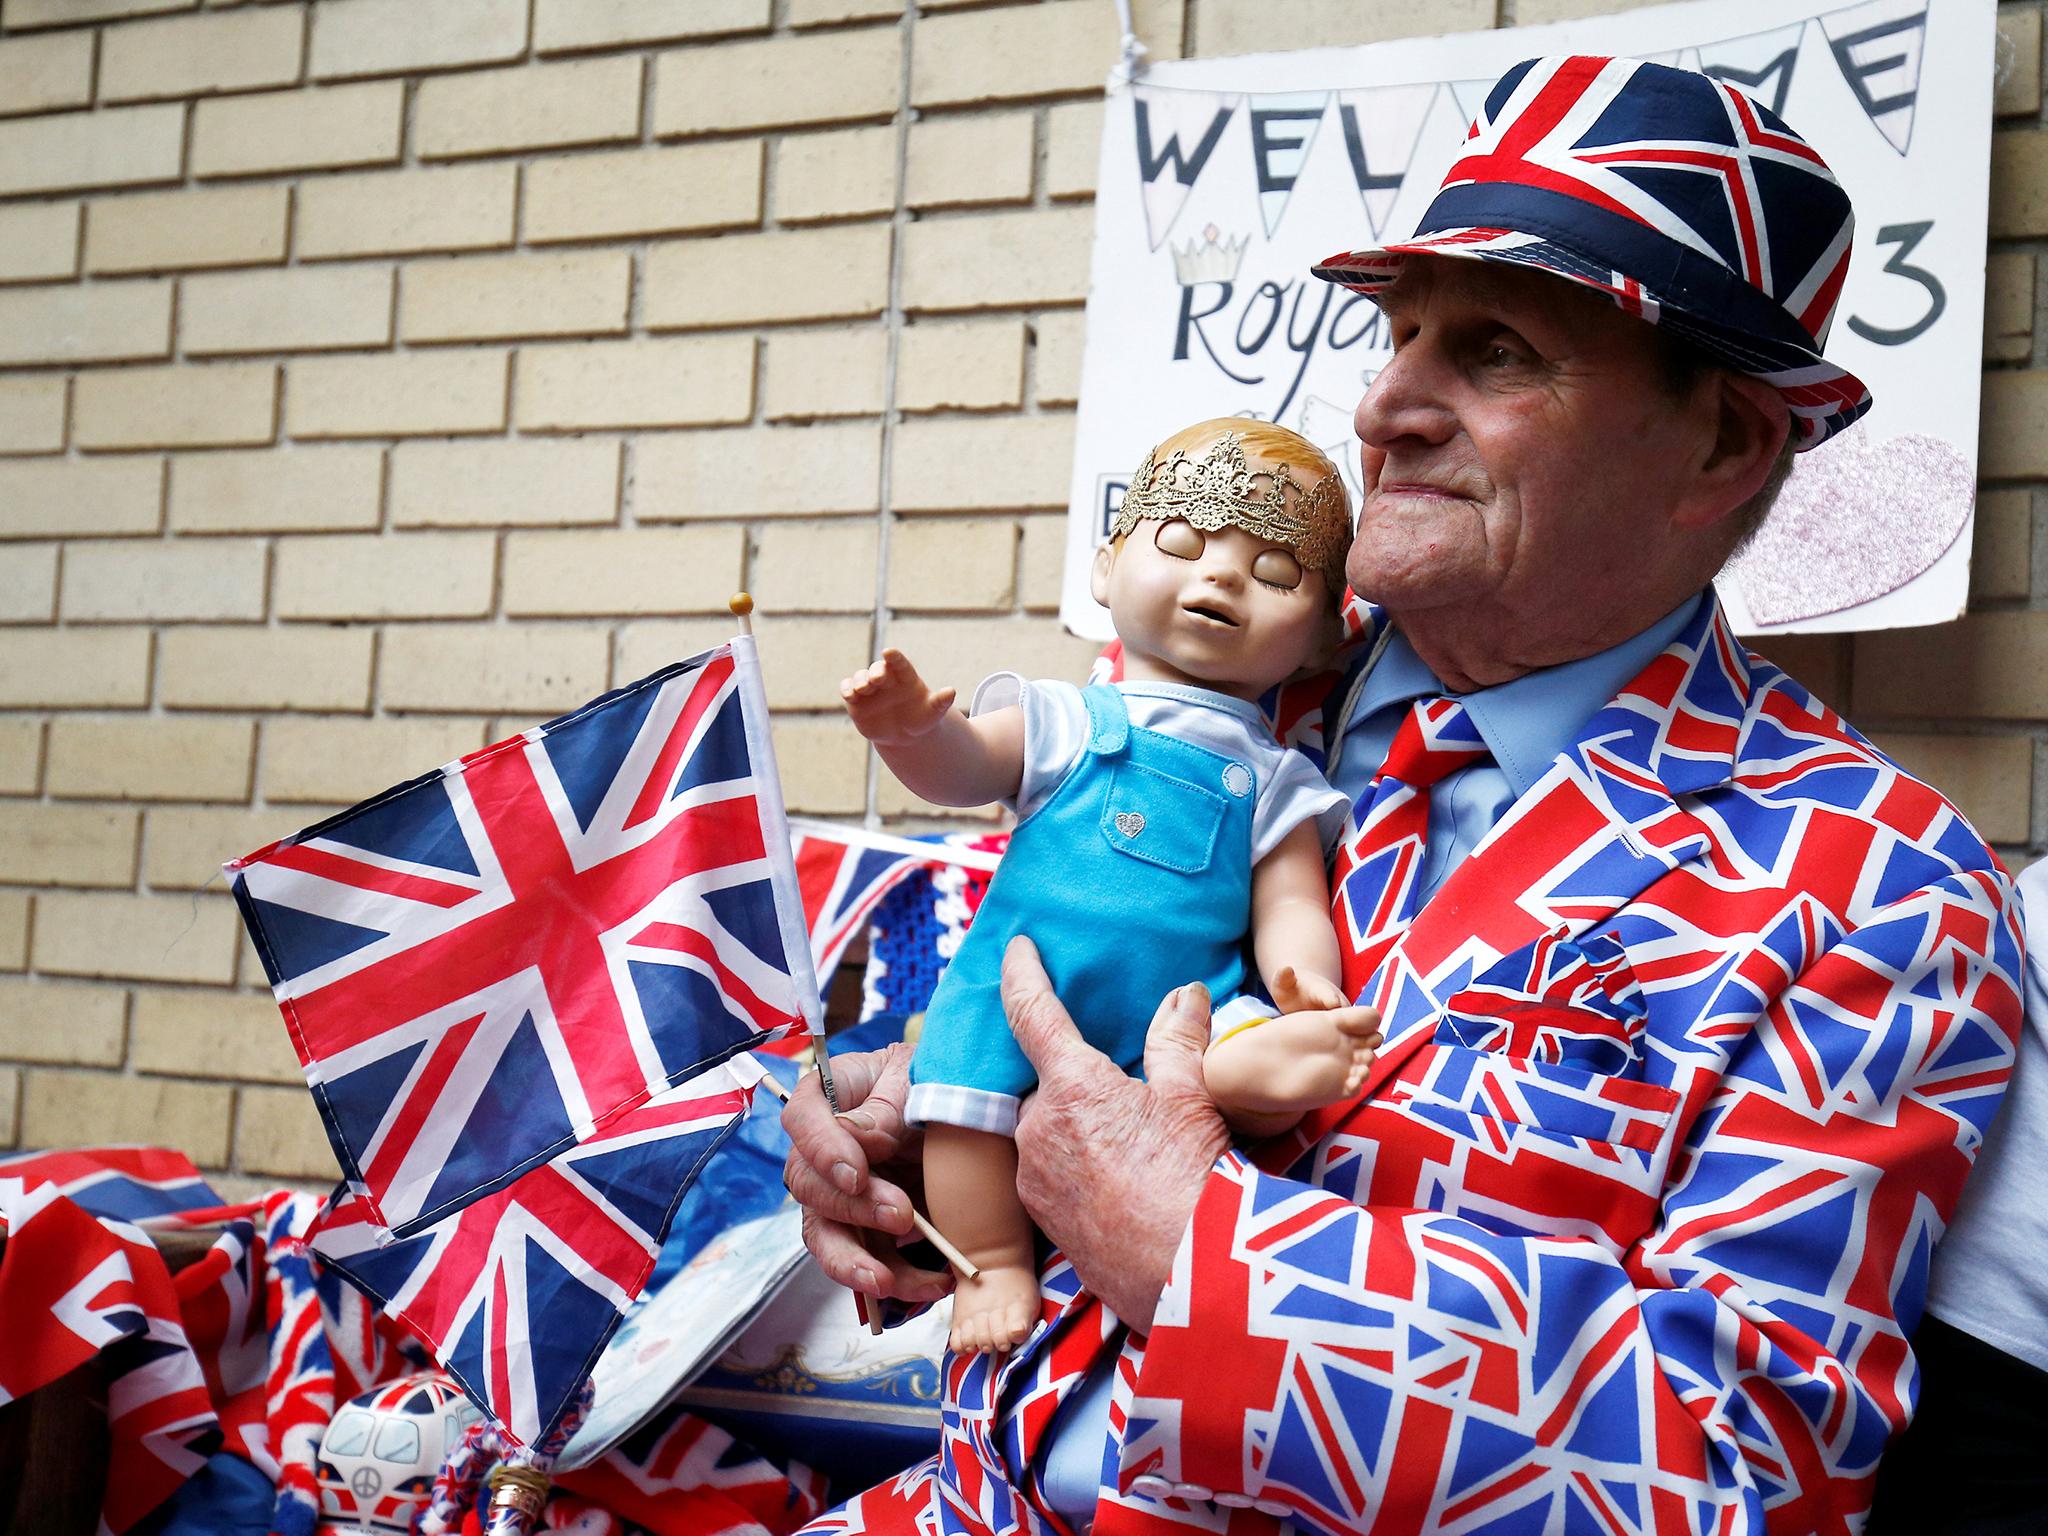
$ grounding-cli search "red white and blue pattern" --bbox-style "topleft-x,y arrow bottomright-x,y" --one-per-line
308,1067 -> 752,1448
799,595 -> 2022,1536
0,1174 -> 220,1535
1313,55 -> 1873,447
0,1145 -> 226,1224
790,820 -> 1007,1001
229,641 -> 814,1246
1328,696 -> 1490,1002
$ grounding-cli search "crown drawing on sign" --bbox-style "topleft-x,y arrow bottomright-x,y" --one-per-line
1172,225 -> 1249,286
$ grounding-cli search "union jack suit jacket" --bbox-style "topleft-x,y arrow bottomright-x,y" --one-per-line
804,598 -> 2024,1536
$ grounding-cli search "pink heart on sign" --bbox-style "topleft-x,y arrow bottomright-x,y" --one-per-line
1725,432 -> 1974,626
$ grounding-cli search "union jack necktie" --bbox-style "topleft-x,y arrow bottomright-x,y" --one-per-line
1330,696 -> 1490,1001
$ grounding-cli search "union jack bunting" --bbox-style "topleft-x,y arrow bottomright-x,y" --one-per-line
228,638 -> 816,1244
790,818 -> 1006,992
1313,55 -> 1873,447
795,595 -> 2022,1536
307,1066 -> 752,1447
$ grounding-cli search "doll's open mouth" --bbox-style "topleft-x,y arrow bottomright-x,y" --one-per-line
1183,603 -> 1240,628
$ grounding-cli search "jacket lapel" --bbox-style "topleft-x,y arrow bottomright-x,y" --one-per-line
1262,597 -> 1756,1167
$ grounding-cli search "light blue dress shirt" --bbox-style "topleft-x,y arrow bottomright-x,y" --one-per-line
1035,592 -> 1708,1526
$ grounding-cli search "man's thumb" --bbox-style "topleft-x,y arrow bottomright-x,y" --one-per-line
1141,981 -> 1212,1096
1000,935 -> 1085,1078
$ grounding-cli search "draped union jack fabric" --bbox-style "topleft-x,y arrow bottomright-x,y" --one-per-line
231,640 -> 812,1246
801,597 -> 2022,1536
0,1175 -> 220,1535
0,1144 -> 226,1223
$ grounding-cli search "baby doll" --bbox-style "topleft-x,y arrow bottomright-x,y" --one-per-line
841,418 -> 1381,1352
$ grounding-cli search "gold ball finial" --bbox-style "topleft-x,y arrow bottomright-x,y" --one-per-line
729,591 -> 754,618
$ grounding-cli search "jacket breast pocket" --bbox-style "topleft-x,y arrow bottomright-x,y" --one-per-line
1099,762 -> 1225,875
1391,1034 -> 1685,1248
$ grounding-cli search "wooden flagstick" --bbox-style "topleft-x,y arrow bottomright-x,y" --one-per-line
748,1064 -> 981,1282
733,593 -> 846,1118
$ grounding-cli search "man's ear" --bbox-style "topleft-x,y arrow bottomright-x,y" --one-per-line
1674,371 -> 1791,531
1089,540 -> 1116,606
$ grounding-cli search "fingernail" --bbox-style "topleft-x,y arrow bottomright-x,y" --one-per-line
874,1201 -> 901,1225
836,1109 -> 877,1132
854,1265 -> 882,1294
831,1161 -> 860,1193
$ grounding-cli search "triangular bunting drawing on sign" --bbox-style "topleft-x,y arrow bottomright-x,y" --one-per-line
1820,0 -> 1927,155
1131,85 -> 1243,251
1449,79 -> 1495,133
1248,92 -> 1331,238
1333,83 -> 1437,241
1697,22 -> 1808,119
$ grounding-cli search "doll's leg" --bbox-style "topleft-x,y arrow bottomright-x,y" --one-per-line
924,1124 -> 1041,1354
1203,1007 -> 1381,1119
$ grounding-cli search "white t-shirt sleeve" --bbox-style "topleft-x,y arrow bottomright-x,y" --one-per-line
969,672 -> 1089,821
1250,745 -> 1349,866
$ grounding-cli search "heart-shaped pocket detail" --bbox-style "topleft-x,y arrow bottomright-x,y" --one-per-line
1114,811 -> 1146,838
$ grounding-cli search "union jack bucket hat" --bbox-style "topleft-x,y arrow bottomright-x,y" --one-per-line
1313,54 -> 1872,449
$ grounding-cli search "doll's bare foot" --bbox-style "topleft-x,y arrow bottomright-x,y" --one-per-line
947,1262 -> 1040,1354
1206,1007 -> 1382,1116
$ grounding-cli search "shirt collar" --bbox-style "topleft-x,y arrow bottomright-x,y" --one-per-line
1355,591 -> 1708,797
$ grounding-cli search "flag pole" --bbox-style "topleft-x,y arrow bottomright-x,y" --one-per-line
731,591 -> 845,1118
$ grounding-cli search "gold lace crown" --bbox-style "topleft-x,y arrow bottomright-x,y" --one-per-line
1111,430 -> 1352,591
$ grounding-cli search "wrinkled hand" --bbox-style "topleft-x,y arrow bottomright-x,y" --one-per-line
1001,937 -> 1230,1333
841,649 -> 957,746
1271,964 -> 1350,1014
779,1042 -> 953,1305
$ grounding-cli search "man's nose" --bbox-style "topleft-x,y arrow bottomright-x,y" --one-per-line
1353,343 -> 1454,449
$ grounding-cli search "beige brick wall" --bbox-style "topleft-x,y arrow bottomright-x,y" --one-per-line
0,0 -> 2040,1185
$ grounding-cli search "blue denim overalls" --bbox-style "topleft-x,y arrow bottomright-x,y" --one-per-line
911,684 -> 1257,1130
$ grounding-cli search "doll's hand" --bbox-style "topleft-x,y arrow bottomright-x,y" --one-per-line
1271,964 -> 1350,1014
841,649 -> 958,745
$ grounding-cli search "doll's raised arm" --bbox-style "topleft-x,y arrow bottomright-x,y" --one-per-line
842,648 -> 1025,809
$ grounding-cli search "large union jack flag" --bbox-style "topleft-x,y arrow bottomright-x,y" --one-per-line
230,637 -> 818,1443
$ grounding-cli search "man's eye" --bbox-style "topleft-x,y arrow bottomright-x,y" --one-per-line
1154,519 -> 1204,559
1251,549 -> 1302,589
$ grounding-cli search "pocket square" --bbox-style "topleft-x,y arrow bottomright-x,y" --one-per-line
1437,926 -> 1646,1075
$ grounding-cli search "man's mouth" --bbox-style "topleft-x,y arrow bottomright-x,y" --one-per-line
1182,602 -> 1240,628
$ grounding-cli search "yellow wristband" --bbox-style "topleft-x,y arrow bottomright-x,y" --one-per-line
1211,1013 -> 1276,1048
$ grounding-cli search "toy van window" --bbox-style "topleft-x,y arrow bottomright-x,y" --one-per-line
373,1419 -> 422,1463
326,1410 -> 373,1457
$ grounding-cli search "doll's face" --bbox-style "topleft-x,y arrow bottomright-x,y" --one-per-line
1091,517 -> 1337,699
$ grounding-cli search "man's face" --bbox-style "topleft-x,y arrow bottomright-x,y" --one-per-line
1095,516 -> 1334,699
1346,255 -> 1707,626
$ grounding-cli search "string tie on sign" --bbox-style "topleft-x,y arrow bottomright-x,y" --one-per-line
1110,0 -> 1148,87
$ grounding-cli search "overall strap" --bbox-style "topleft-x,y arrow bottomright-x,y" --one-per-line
1080,683 -> 1130,756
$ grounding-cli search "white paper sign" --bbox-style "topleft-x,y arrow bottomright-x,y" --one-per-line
1062,0 -> 1995,640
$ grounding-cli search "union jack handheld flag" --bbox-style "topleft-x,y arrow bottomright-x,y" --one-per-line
229,636 -> 821,1444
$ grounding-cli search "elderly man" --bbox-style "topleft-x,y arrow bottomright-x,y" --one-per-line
783,56 -> 2022,1536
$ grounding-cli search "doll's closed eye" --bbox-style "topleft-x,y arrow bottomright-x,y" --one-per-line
1154,519 -> 1204,559
1251,548 -> 1303,590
